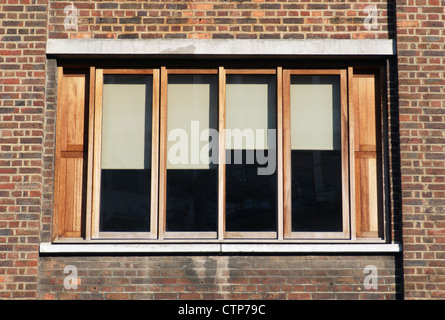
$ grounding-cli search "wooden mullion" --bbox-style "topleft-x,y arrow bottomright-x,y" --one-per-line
85,66 -> 95,241
340,69 -> 351,239
276,67 -> 284,240
151,69 -> 160,239
218,66 -> 226,240
158,66 -> 168,240
91,68 -> 103,239
348,66 -> 357,241
282,69 -> 292,238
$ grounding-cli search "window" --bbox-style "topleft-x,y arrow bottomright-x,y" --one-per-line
53,64 -> 384,243
93,70 -> 159,239
283,70 -> 349,239
161,69 -> 219,239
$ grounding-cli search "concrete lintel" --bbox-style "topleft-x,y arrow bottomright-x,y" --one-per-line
47,39 -> 395,56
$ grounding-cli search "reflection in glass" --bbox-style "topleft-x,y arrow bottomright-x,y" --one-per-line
166,75 -> 218,232
225,150 -> 277,232
100,75 -> 152,232
225,75 -> 277,232
290,75 -> 342,232
100,170 -> 151,232
291,151 -> 342,232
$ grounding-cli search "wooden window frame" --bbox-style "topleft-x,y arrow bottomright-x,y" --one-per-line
221,68 -> 283,240
91,68 -> 160,240
159,67 -> 219,240
282,69 -> 350,240
54,64 -> 385,244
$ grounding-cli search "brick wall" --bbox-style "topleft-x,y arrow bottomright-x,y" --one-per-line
1,0 -> 443,300
396,0 -> 445,299
38,255 -> 397,300
0,0 -> 48,299
47,0 -> 392,40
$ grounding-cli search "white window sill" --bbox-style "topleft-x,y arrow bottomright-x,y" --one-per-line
39,242 -> 401,254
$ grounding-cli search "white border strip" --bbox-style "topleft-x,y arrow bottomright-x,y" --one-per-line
220,243 -> 401,253
40,242 -> 401,254
39,243 -> 221,253
47,39 -> 395,56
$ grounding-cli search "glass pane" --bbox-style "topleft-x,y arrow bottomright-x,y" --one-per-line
100,75 -> 152,232
290,75 -> 342,232
100,169 -> 151,232
166,75 -> 218,232
225,75 -> 277,232
101,76 -> 152,169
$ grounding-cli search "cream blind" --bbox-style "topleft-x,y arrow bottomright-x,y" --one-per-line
101,75 -> 152,169
167,75 -> 218,169
226,75 -> 276,150
290,76 -> 340,150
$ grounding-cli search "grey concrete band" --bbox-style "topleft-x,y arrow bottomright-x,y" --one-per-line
47,39 -> 395,56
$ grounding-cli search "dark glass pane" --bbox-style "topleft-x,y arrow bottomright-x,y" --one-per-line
100,170 -> 151,232
166,169 -> 218,232
99,75 -> 152,233
291,151 -> 342,232
225,150 -> 277,232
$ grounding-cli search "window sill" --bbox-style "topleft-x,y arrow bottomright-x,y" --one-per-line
39,242 -> 401,254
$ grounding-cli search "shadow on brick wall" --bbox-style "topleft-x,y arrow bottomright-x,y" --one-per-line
386,0 -> 403,300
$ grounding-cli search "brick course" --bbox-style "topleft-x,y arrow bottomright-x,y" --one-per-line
47,0 -> 392,40
38,255 -> 397,300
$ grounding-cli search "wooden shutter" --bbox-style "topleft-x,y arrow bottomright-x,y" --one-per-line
351,71 -> 383,239
53,67 -> 88,239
